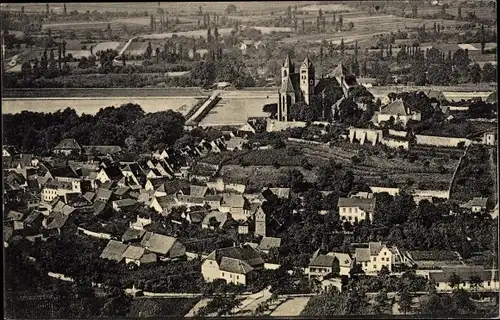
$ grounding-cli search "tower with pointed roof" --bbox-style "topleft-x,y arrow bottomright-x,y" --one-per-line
300,55 -> 315,105
278,55 -> 299,122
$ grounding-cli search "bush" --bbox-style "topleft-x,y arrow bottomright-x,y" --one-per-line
351,155 -> 362,164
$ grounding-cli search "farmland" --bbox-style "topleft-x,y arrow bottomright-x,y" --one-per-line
201,139 -> 460,191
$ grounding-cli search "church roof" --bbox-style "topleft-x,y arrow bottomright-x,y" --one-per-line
328,63 -> 351,78
280,74 -> 296,93
315,78 -> 340,93
283,54 -> 293,69
301,55 -> 314,69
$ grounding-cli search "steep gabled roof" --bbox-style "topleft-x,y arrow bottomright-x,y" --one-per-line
337,197 -> 376,212
220,256 -> 254,274
49,166 -> 79,179
355,248 -> 371,262
140,232 -> 178,255
258,237 -> 282,251
206,245 -> 264,267
102,166 -> 124,181
283,54 -> 294,69
121,245 -> 145,261
379,99 -> 411,116
54,139 -> 81,150
100,240 -> 128,262
280,74 -> 296,94
221,194 -> 245,208
301,55 -> 314,69
309,254 -> 336,267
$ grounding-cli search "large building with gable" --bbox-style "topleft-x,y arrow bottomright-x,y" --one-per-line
277,54 -> 359,122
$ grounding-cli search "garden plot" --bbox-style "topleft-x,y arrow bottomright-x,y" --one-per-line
270,297 -> 311,317
93,41 -> 122,52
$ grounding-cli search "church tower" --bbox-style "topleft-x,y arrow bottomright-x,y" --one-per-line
281,54 -> 294,86
278,55 -> 295,122
300,55 -> 315,105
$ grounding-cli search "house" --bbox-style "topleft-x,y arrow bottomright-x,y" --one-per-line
42,180 -> 79,202
121,228 -> 146,244
120,162 -> 145,185
45,166 -> 80,182
262,187 -> 291,200
145,177 -> 171,196
238,221 -> 249,235
238,122 -> 257,135
53,139 -> 82,155
183,208 -> 207,224
202,210 -> 231,230
308,251 -> 339,280
95,188 -> 113,203
429,269 -> 499,292
220,194 -> 249,221
403,250 -> 464,270
425,89 -> 447,103
112,198 -> 137,211
374,98 -> 422,127
201,245 -> 265,285
355,242 -> 400,274
461,197 -> 488,213
254,206 -> 267,237
42,211 -> 69,236
203,195 -> 223,209
152,149 -> 170,161
121,245 -> 157,266
150,195 -> 177,215
3,145 -> 18,157
100,240 -> 129,262
130,214 -> 152,230
96,166 -> 124,184
257,236 -> 281,254
140,232 -> 185,259
337,197 -> 376,223
328,252 -> 354,277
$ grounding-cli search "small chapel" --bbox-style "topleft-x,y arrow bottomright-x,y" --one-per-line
277,54 -> 359,122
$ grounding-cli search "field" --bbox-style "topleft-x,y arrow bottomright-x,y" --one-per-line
2,97 -> 202,116
198,94 -> 274,127
220,165 -> 317,191
127,297 -> 201,317
270,297 -> 311,316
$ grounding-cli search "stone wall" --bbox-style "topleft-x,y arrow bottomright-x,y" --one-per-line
287,137 -> 323,145
388,129 -> 407,138
415,135 -> 472,148
369,186 -> 400,196
349,127 -> 383,146
266,119 -> 307,132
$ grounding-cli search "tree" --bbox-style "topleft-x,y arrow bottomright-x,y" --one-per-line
481,62 -> 496,82
279,168 -> 306,192
225,4 -> 237,15
468,275 -> 483,290
447,273 -> 462,289
399,290 -> 412,314
289,102 -> 316,122
469,63 -> 482,84
145,41 -> 153,59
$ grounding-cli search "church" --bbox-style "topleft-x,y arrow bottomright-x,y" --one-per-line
277,55 -> 359,122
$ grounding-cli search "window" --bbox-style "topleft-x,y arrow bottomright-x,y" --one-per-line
373,257 -> 376,262
384,252 -> 387,256
365,262 -> 368,266
237,275 -> 239,280
349,208 -> 352,213
488,281 -> 491,286
373,264 -> 377,269
222,272 -> 224,276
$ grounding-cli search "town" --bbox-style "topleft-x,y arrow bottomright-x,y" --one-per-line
2,1 -> 499,318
